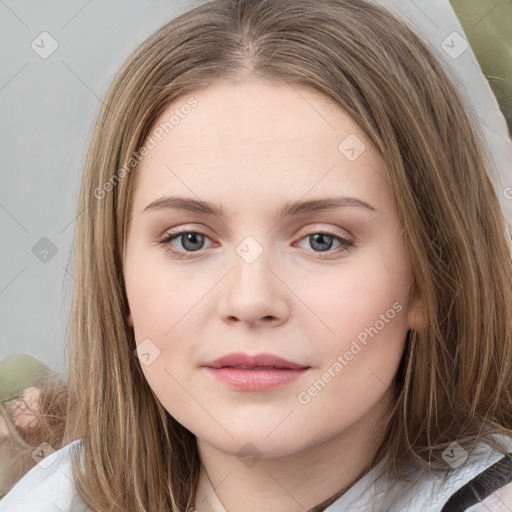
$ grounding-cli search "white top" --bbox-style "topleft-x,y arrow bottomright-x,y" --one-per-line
0,439 -> 88,511
1,433 -> 512,511
324,432 -> 512,511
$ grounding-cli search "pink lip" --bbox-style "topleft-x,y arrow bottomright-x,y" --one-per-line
202,352 -> 310,391
203,352 -> 307,370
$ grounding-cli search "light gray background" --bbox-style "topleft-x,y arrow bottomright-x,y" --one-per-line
1,0 -> 511,376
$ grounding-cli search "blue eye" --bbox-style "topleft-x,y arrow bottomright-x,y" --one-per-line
156,229 -> 353,260
296,232 -> 353,256
156,230 -> 212,259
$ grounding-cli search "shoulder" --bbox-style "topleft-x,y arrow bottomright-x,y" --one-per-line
440,435 -> 512,512
327,431 -> 512,512
403,432 -> 512,512
0,439 -> 88,512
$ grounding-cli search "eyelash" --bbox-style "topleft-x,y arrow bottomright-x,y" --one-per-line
156,228 -> 354,260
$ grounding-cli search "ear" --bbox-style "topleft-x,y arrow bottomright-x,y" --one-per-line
128,312 -> 134,328
407,296 -> 427,332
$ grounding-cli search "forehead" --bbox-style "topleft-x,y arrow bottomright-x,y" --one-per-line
131,79 -> 392,216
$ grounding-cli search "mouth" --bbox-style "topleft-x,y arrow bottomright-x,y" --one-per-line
218,366 -> 295,370
203,351 -> 308,370
202,352 -> 310,391
204,367 -> 309,391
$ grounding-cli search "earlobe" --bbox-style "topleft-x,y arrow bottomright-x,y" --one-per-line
408,298 -> 427,332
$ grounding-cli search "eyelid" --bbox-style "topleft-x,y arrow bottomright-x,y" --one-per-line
295,223 -> 353,241
159,223 -> 352,242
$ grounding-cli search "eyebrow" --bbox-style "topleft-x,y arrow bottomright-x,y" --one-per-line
143,195 -> 378,218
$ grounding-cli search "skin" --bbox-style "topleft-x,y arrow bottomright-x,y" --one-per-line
0,386 -> 42,438
124,78 -> 425,512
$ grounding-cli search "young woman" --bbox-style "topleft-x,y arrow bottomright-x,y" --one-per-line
1,0 -> 512,510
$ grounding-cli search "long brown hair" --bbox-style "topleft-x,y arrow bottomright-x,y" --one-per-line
3,0 -> 512,510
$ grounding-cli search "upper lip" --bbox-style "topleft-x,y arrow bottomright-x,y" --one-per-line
203,352 -> 309,370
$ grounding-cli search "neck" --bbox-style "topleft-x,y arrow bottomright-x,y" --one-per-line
193,390 -> 394,512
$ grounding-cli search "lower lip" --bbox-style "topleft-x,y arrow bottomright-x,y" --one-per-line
204,367 -> 309,391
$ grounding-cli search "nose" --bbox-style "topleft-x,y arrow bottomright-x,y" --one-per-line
217,245 -> 290,327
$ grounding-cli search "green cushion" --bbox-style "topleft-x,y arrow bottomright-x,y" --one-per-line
0,354 -> 55,405
450,0 -> 512,135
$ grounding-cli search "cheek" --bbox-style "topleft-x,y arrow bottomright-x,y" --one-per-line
124,250 -> 211,409
297,248 -> 412,355
125,246 -> 199,337
291,254 -> 411,431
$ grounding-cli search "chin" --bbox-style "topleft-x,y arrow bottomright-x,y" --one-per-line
197,427 -> 311,459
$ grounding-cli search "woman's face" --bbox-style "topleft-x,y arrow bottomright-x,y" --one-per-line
124,78 -> 424,459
